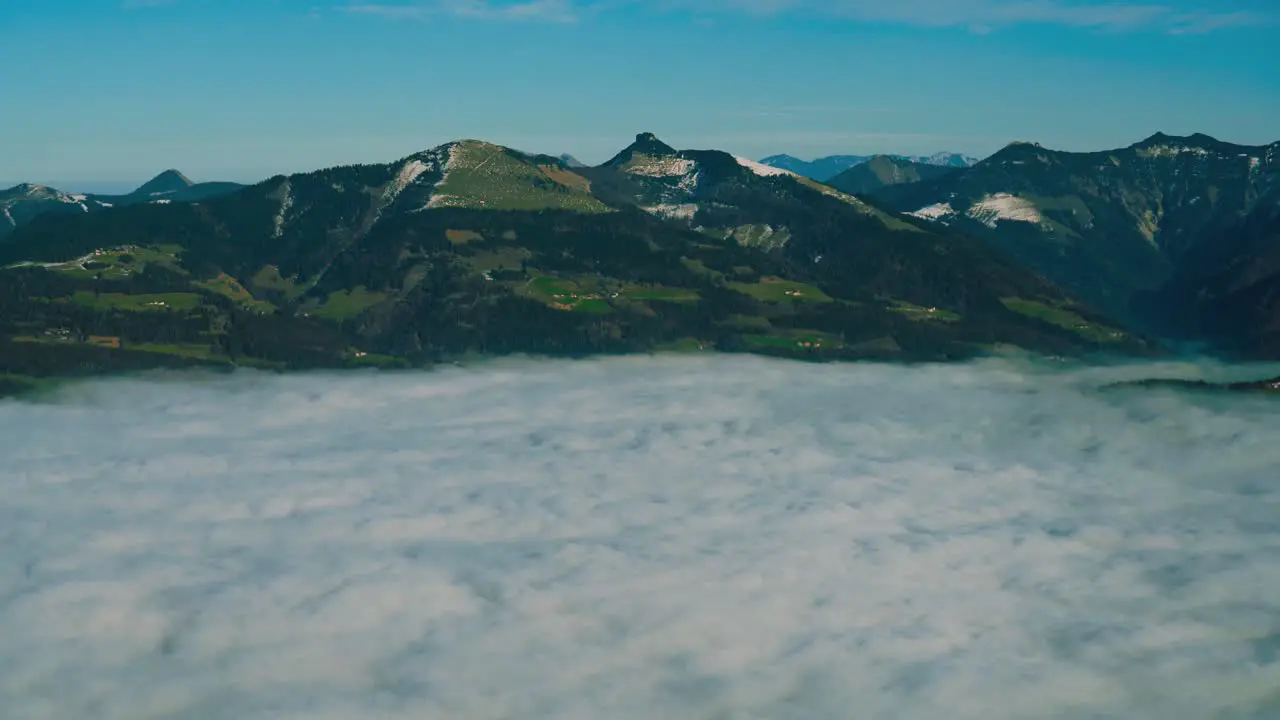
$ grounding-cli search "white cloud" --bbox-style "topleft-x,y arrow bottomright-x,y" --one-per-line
2,355 -> 1280,718
347,0 -> 1267,32
676,0 -> 1268,32
342,0 -> 578,22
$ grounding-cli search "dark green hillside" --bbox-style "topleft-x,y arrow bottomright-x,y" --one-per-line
868,134 -> 1280,345
826,155 -> 957,196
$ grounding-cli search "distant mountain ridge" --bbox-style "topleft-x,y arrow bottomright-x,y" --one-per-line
0,171 -> 244,239
826,156 -> 959,196
862,132 -> 1280,356
133,169 -> 193,196
759,152 -> 979,181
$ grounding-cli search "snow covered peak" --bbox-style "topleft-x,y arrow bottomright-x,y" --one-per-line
920,152 -> 979,168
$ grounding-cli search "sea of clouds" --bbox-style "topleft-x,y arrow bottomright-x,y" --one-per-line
2,354 -> 1280,719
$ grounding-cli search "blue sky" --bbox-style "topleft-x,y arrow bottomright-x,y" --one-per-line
2,0 -> 1277,190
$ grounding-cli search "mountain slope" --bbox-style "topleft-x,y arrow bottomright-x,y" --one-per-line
0,134 -> 1150,391
1,184 -> 113,238
1139,177 -> 1280,356
578,133 -> 1141,351
871,134 -> 1280,339
827,155 -> 958,195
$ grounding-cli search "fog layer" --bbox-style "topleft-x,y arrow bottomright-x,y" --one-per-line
2,356 -> 1279,719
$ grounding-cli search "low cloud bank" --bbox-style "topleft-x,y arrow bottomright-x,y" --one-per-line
2,355 -> 1279,719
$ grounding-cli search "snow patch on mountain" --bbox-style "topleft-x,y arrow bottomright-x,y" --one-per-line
966,194 -> 1042,227
396,160 -> 433,193
272,180 -> 293,239
2,208 -> 13,228
735,156 -> 796,177
642,203 -> 698,221
908,203 -> 957,221
674,168 -> 700,195
917,152 -> 979,167
1136,145 -> 1211,159
625,156 -> 696,178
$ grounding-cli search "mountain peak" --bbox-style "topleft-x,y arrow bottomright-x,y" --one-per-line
1138,131 -> 1174,146
1134,131 -> 1221,146
978,140 -> 1048,164
133,169 -> 193,196
630,132 -> 677,156
558,153 -> 586,168
3,183 -> 61,200
603,132 -> 680,167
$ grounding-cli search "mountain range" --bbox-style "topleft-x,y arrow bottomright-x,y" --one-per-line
0,171 -> 244,239
759,152 -> 979,181
4,129 -> 1278,395
861,132 -> 1280,356
0,132 -> 1147,394
825,155 -> 961,196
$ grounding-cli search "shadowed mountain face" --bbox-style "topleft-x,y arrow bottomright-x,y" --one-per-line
1142,187 -> 1280,356
827,156 -> 959,196
0,133 -> 1149,392
0,170 -> 244,239
865,133 -> 1280,355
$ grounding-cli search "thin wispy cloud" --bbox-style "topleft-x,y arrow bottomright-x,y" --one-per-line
682,0 -> 1266,33
344,0 -> 1267,32
2,355 -> 1280,718
342,0 -> 578,22
1167,9 -> 1264,34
